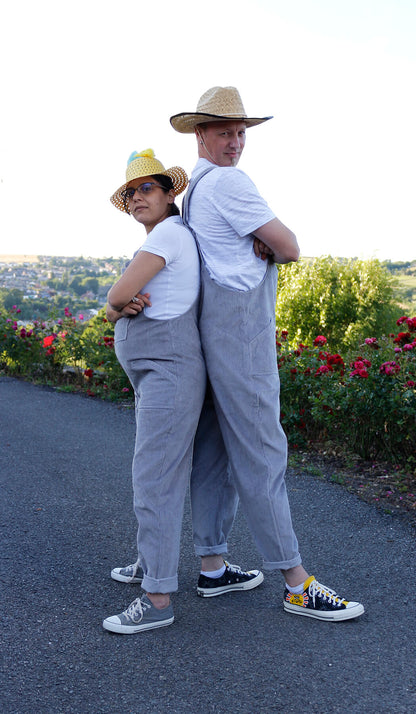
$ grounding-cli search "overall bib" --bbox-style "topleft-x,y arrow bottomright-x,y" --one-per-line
114,301 -> 207,593
183,171 -> 301,570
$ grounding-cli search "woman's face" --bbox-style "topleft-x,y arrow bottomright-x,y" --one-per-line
126,175 -> 175,233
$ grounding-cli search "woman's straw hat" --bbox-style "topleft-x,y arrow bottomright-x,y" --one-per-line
170,86 -> 272,134
110,149 -> 188,213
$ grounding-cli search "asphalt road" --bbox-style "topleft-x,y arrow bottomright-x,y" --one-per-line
1,376 -> 415,714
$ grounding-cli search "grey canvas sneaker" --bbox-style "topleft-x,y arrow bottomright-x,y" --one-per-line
111,562 -> 143,583
103,594 -> 174,634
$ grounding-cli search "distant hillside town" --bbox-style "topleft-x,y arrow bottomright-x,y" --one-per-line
1,254 -> 415,322
0,254 -> 127,321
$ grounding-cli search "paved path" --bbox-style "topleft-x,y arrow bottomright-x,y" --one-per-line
1,376 -> 415,714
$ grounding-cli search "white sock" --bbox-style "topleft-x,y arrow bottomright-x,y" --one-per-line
286,581 -> 304,594
201,564 -> 226,579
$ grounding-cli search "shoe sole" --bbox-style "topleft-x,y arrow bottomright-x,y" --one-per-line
103,616 -> 174,634
283,602 -> 365,621
197,571 -> 264,598
111,570 -> 143,583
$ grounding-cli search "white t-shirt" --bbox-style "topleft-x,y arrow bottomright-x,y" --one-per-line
138,215 -> 200,319
188,158 -> 276,290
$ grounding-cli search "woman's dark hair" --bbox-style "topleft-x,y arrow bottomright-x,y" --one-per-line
153,174 -> 180,216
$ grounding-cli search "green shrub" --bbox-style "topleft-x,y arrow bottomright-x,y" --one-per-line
276,257 -> 400,351
0,306 -> 46,377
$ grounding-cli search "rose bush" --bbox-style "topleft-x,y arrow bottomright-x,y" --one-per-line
0,305 -> 131,400
277,315 -> 416,470
1,302 -> 415,469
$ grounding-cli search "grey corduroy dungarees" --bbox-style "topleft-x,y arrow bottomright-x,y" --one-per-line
114,301 -> 208,593
183,170 -> 302,571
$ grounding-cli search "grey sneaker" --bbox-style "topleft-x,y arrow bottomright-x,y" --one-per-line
103,594 -> 174,634
111,562 -> 143,583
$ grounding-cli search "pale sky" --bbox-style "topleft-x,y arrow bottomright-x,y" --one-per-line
1,0 -> 415,262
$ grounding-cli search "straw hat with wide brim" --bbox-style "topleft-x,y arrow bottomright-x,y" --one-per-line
170,86 -> 273,134
110,149 -> 188,213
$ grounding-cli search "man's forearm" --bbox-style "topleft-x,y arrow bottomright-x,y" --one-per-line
253,218 -> 300,263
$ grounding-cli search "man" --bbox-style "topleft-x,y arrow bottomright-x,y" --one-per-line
170,86 -> 364,621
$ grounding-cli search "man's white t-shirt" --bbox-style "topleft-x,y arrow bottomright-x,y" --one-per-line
188,158 -> 276,290
138,215 -> 200,319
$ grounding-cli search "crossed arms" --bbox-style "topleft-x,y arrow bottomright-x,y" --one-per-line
106,219 -> 299,323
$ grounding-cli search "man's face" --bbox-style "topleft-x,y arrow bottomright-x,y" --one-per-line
196,121 -> 246,167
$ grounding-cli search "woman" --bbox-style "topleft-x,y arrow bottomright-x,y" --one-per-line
103,149 -> 206,633
103,149 -> 263,634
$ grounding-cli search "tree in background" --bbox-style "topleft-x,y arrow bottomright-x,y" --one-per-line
275,256 -> 399,350
0,288 -> 25,311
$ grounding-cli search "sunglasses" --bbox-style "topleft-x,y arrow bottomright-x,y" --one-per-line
121,182 -> 167,201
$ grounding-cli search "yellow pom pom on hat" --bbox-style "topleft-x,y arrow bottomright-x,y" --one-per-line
110,148 -> 188,214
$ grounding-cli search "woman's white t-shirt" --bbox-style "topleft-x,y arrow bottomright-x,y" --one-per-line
138,215 -> 200,320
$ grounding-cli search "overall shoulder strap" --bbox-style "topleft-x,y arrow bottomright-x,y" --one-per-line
182,165 -> 216,227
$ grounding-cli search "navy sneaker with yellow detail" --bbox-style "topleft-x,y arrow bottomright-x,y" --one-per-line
284,575 -> 364,621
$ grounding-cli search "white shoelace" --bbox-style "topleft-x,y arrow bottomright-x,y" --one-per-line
125,557 -> 142,582
224,561 -> 243,574
124,596 -> 151,623
309,579 -> 343,608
